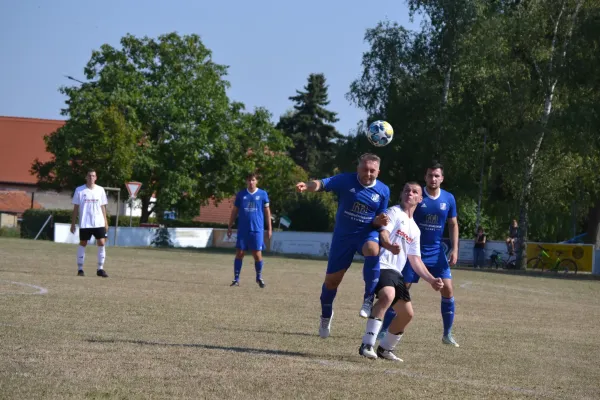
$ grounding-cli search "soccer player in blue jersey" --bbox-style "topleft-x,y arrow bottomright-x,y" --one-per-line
295,153 -> 390,338
227,172 -> 272,288
379,161 -> 460,347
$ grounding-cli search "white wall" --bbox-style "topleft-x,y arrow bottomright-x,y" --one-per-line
54,223 -> 212,248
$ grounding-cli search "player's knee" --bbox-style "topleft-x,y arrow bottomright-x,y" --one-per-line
235,249 -> 245,258
441,284 -> 454,298
252,251 -> 262,261
362,241 -> 379,257
79,241 -> 88,247
378,289 -> 395,308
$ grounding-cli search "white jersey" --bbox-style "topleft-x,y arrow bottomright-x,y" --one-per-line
378,205 -> 421,275
72,184 -> 108,229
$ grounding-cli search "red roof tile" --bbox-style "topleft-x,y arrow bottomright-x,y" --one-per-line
194,197 -> 235,224
0,116 -> 65,184
0,191 -> 43,214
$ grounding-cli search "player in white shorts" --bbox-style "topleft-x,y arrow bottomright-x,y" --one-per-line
70,169 -> 109,277
359,182 -> 443,361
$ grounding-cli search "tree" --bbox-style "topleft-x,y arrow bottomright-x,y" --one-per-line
277,73 -> 343,178
32,104 -> 140,194
33,32 -> 295,223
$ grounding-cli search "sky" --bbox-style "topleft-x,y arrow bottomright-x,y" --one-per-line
0,0 -> 421,136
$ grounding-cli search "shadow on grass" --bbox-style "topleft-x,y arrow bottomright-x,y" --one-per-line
454,265 -> 600,281
87,337 -> 311,358
213,327 -> 355,339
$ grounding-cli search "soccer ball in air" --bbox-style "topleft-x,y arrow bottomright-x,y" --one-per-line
367,120 -> 394,147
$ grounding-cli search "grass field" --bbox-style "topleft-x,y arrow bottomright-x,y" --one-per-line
1,237 -> 599,399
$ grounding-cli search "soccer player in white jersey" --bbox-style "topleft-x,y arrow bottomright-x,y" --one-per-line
359,182 -> 444,361
70,169 -> 109,277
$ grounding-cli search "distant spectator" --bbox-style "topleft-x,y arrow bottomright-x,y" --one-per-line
506,219 -> 519,255
473,226 -> 486,268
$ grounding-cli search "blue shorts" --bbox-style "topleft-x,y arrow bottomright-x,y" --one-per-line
403,249 -> 452,283
236,231 -> 264,251
326,230 -> 379,274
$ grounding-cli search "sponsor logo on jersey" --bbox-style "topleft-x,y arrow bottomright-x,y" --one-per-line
395,229 -> 414,244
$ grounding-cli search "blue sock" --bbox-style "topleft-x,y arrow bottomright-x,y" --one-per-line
320,284 -> 337,318
233,259 -> 242,281
441,296 -> 455,336
363,255 -> 380,301
381,307 -> 396,333
255,260 -> 264,281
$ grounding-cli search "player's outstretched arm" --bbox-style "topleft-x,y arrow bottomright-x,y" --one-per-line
407,255 -> 444,291
379,229 -> 400,255
295,180 -> 322,193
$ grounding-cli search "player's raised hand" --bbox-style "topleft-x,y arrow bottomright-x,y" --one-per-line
430,278 -> 444,291
295,182 -> 307,193
373,213 -> 390,227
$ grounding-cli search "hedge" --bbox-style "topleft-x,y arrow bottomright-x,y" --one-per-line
20,209 -> 228,240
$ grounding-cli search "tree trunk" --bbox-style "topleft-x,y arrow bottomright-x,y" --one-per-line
586,199 -> 600,248
516,89 -> 554,268
140,195 -> 152,223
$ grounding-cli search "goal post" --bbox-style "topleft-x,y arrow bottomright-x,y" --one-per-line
104,187 -> 121,246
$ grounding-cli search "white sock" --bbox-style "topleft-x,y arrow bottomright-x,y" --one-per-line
380,332 -> 403,351
77,246 -> 85,270
97,246 -> 106,270
362,317 -> 383,347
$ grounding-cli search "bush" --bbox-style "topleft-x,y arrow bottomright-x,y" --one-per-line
0,226 -> 20,238
21,209 -> 71,240
282,192 -> 337,232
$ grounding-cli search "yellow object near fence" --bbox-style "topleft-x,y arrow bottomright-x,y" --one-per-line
526,242 -> 595,273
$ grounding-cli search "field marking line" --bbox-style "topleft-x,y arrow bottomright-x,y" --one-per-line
0,280 -> 48,295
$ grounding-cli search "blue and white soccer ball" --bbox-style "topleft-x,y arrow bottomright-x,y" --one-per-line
367,120 -> 394,147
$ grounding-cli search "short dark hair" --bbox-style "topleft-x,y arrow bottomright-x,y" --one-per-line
246,172 -> 258,180
87,169 -> 96,175
427,160 -> 444,175
404,181 -> 421,189
358,153 -> 381,165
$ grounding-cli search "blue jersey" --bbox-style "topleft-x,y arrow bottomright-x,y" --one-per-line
413,188 -> 457,259
234,188 -> 270,233
320,173 -> 390,237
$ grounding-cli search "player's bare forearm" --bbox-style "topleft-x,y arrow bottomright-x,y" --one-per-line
379,230 -> 393,251
71,205 -> 79,226
407,255 -> 436,284
265,207 -> 272,232
449,218 -> 459,252
101,206 -> 108,227
307,180 -> 322,192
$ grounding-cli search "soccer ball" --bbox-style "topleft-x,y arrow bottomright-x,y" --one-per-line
367,120 -> 394,147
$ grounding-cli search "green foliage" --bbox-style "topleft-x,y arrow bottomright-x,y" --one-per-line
0,227 -> 20,238
277,73 -> 343,178
347,1 -> 600,246
281,192 -> 338,232
33,32 -> 298,224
